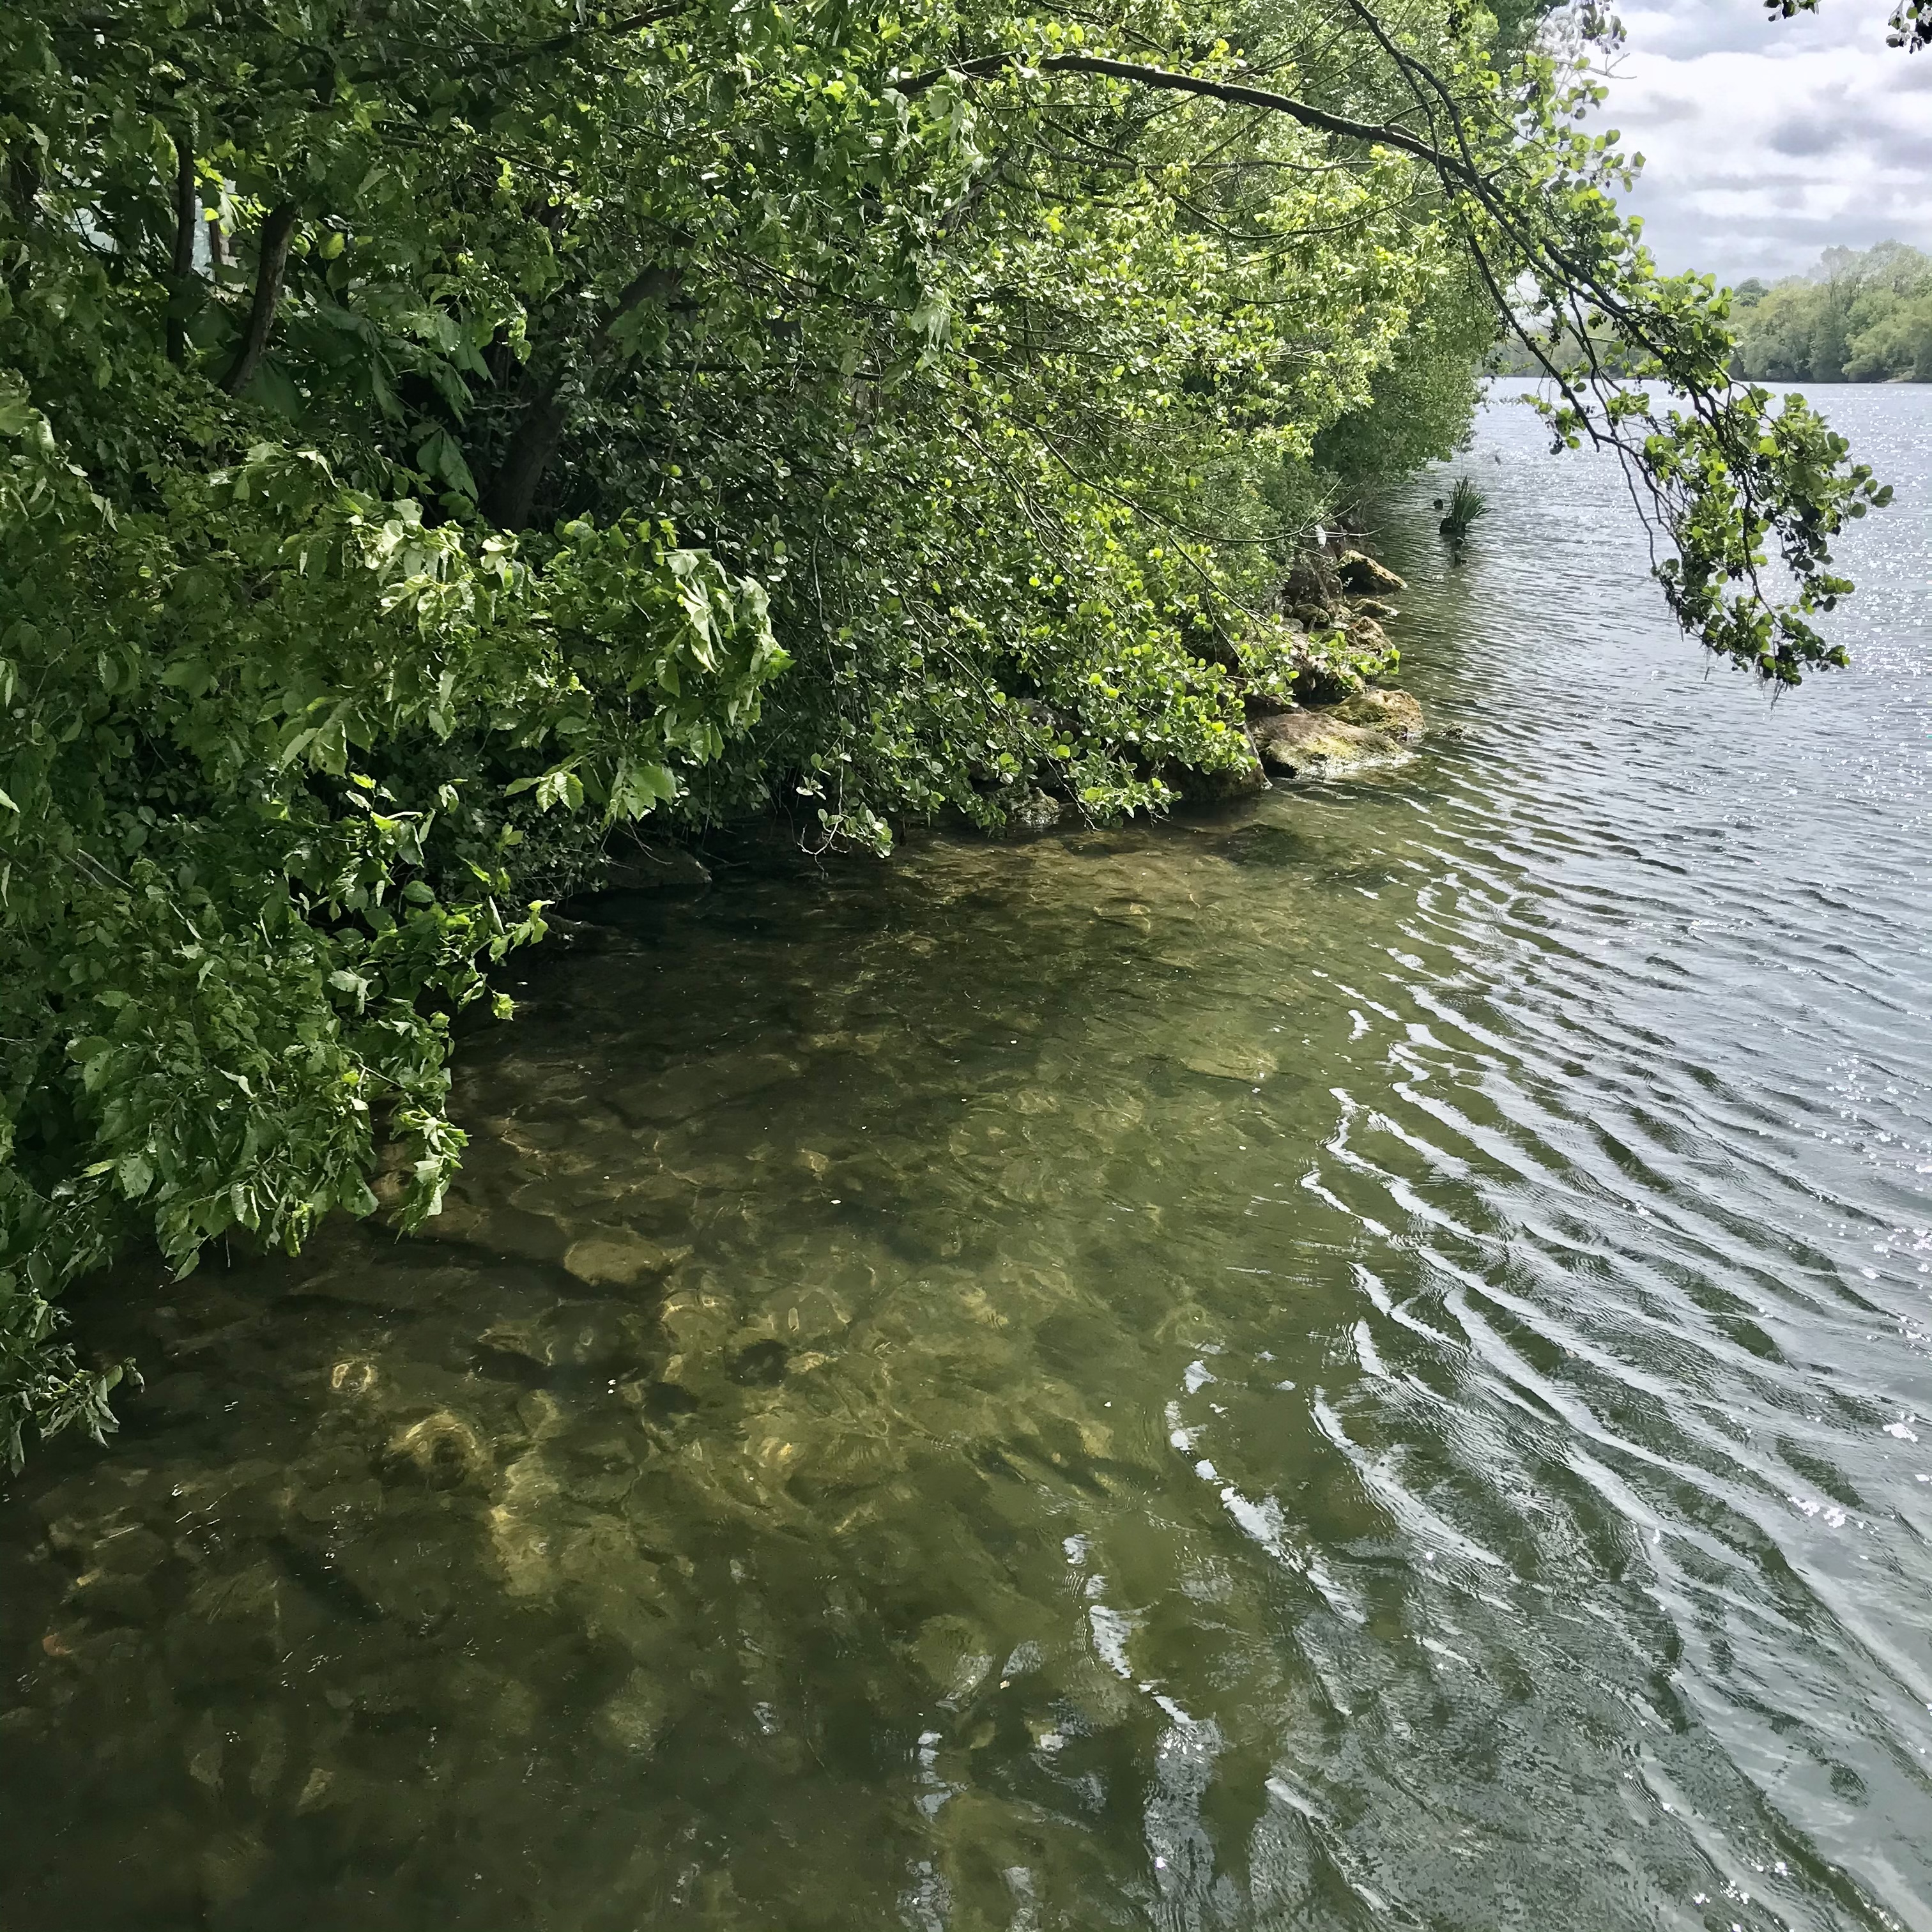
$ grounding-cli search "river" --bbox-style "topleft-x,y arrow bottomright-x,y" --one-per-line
3,383 -> 1928,1932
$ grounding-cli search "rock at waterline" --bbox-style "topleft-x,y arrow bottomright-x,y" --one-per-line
1169,757 -> 1271,803
1335,550 -> 1407,595
1250,688 -> 1424,779
1344,613 -> 1393,658
1009,789 -> 1062,831
1282,550 -> 1344,615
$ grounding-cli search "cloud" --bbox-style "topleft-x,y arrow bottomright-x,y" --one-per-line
1588,1 -> 1932,280
1634,89 -> 1706,123
1765,111 -> 1853,157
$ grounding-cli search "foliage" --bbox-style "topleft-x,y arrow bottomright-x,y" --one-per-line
1766,0 -> 1932,50
0,369 -> 778,1468
1733,243 -> 1932,385
1314,265 -> 1499,505
0,0 -> 1889,1459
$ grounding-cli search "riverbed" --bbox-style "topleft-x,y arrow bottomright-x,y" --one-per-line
3,383 -> 1928,1932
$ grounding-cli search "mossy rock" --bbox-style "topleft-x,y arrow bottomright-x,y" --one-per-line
1329,687 -> 1424,741
1344,612 -> 1393,657
1334,549 -> 1407,594
1249,688 -> 1425,779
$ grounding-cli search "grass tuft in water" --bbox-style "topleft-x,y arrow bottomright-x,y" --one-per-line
1436,475 -> 1490,545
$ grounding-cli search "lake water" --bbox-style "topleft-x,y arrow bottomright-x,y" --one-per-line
3,384 -> 1928,1932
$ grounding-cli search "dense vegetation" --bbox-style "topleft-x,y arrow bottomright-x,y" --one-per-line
0,0 -> 1892,1463
1733,243 -> 1932,384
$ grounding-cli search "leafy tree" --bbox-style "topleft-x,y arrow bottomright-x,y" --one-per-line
1734,243 -> 1932,385
0,0 -> 1892,1462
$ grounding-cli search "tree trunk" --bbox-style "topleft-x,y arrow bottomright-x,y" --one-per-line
220,203 -> 298,395
166,141 -> 197,365
476,264 -> 685,528
481,386 -> 567,529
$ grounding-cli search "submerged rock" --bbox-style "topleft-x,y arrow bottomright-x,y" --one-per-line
729,1338 -> 790,1385
913,1614 -> 996,1705
479,1299 -> 656,1380
169,1561 -> 323,1688
381,1409 -> 494,1490
562,1229 -> 688,1288
601,838 -> 712,891
1250,687 -> 1425,779
595,1667 -> 668,1752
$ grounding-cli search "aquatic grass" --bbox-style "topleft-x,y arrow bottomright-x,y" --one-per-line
1438,475 -> 1491,544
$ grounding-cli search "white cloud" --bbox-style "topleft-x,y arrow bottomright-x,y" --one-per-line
1587,0 -> 1932,281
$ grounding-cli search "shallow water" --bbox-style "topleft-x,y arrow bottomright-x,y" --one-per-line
3,385 -> 1929,1932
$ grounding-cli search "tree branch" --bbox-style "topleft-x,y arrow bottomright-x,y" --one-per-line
899,54 -> 1460,182
219,203 -> 297,395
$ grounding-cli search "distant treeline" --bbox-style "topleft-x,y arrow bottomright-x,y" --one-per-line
1732,243 -> 1932,383
1488,242 -> 1932,384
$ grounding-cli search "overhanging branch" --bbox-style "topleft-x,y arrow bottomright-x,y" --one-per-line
898,53 -> 1467,184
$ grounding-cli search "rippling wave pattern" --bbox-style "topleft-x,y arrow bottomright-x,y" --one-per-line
3,386 -> 1928,1931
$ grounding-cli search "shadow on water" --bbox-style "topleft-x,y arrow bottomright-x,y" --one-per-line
3,385 -> 1929,1931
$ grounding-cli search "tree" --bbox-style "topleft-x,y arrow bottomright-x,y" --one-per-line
0,0 -> 1892,1462
1733,243 -> 1932,384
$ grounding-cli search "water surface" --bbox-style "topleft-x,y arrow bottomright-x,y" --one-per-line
3,384 -> 1929,1931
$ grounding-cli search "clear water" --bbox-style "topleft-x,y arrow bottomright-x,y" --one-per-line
3,385 -> 1929,1932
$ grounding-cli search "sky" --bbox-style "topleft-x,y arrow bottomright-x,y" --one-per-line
1589,0 -> 1932,282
